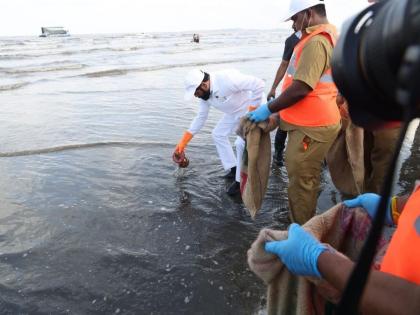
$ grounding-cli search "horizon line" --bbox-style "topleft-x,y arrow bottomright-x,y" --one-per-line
0,26 -> 293,38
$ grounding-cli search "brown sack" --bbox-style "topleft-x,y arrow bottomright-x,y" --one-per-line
327,117 -> 365,196
237,117 -> 278,218
248,203 -> 395,315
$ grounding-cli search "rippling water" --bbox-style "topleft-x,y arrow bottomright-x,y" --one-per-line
0,30 -> 418,314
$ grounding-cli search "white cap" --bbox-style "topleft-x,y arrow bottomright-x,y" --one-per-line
283,0 -> 325,22
184,69 -> 205,101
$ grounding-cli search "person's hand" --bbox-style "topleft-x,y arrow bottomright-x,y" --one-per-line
264,223 -> 327,278
247,228 -> 285,284
172,146 -> 184,161
343,193 -> 393,225
247,103 -> 272,123
174,131 -> 193,154
267,89 -> 276,101
174,144 -> 183,155
336,93 -> 345,106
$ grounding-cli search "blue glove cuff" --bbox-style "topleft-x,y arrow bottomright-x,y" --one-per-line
259,103 -> 272,116
310,243 -> 328,278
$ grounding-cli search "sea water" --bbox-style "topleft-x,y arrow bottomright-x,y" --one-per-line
0,29 -> 418,314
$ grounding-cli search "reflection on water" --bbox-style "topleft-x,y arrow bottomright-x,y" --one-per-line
0,29 -> 418,314
0,144 -> 292,314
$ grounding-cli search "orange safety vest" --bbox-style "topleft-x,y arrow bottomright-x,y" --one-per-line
381,186 -> 420,284
280,24 -> 341,127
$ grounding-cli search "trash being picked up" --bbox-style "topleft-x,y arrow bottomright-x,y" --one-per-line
172,151 -> 189,168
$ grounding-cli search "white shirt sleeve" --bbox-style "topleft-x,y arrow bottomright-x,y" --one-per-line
227,70 -> 265,106
187,100 -> 210,135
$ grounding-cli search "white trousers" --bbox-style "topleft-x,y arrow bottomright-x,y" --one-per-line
211,114 -> 245,183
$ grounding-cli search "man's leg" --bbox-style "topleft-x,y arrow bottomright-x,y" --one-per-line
234,136 -> 245,183
285,130 -> 336,224
364,127 -> 400,193
225,136 -> 245,196
274,128 -> 288,165
212,114 -> 238,171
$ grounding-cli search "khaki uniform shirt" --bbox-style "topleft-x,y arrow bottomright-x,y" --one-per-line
281,24 -> 340,142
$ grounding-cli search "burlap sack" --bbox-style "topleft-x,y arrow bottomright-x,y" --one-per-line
327,117 -> 365,196
248,203 -> 395,315
237,117 -> 278,218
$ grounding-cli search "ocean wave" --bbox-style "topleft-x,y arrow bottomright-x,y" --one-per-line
0,40 -> 26,47
3,63 -> 85,75
60,86 -> 176,94
0,48 -> 108,60
83,69 -> 129,78
0,82 -> 30,91
61,47 -> 110,55
111,46 -> 145,52
0,54 -> 38,60
78,56 -> 272,78
0,141 -> 165,157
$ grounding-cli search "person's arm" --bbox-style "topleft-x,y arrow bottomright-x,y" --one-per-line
248,79 -> 312,122
318,251 -> 420,315
267,33 -> 298,99
264,222 -> 420,315
395,195 -> 409,216
267,60 -> 289,100
336,93 -> 345,106
187,100 -> 210,135
269,38 -> 328,113
267,80 -> 312,112
174,101 -> 209,154
248,39 -> 326,122
336,94 -> 350,119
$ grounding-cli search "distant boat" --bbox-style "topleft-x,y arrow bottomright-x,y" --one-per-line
39,27 -> 70,37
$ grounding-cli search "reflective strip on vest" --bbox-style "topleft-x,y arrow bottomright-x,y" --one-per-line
286,54 -> 297,76
286,58 -> 333,83
319,73 -> 334,83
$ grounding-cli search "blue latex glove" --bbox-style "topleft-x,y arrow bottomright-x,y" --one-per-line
343,193 -> 393,225
265,223 -> 327,278
247,103 -> 272,123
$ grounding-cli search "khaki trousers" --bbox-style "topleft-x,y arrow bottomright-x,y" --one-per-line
364,127 -> 401,194
285,128 -> 338,224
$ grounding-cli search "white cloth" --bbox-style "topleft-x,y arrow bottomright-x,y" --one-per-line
187,69 -> 265,176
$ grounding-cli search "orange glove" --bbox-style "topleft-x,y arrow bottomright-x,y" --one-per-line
174,131 -> 193,154
247,105 -> 258,112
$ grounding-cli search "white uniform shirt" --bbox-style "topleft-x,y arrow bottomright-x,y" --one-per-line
187,69 -> 265,135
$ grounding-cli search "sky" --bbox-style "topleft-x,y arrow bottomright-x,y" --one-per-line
0,0 -> 370,36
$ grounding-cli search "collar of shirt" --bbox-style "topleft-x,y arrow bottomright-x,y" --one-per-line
303,23 -> 328,36
209,75 -> 220,99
